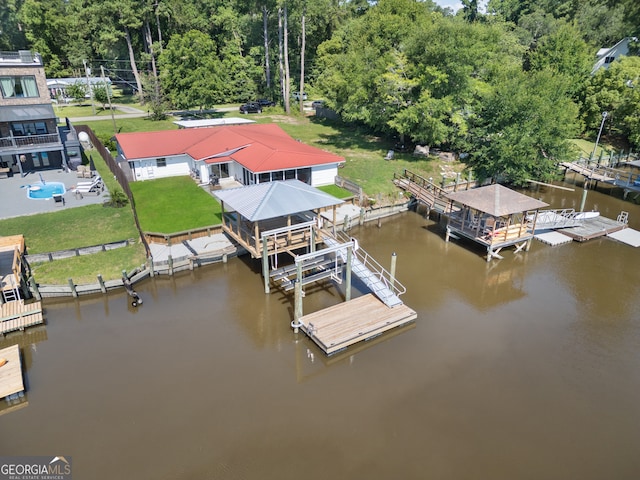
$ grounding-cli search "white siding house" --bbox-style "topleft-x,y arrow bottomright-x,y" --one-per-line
592,37 -> 638,74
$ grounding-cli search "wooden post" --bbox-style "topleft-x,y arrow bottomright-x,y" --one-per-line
168,255 -> 174,275
359,207 -> 365,226
148,257 -> 155,277
262,238 -> 270,294
310,227 -> 316,253
68,278 -> 78,297
579,186 -> 588,212
390,252 -> 397,290
254,222 -> 260,253
97,274 -> 106,293
343,214 -> 349,232
28,276 -> 41,301
222,253 -> 228,263
345,245 -> 352,302
189,258 -> 194,271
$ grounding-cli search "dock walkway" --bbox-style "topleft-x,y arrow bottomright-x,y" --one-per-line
299,294 -> 417,355
0,344 -> 24,400
560,215 -> 627,242
1,300 -> 44,334
323,236 -> 403,307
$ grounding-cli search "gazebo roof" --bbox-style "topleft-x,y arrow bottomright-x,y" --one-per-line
213,180 -> 343,222
445,184 -> 548,217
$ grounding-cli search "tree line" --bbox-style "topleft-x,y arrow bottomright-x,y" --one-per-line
1,0 -> 639,185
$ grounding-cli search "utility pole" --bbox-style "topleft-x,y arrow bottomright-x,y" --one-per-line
101,65 -> 117,135
82,59 -> 96,115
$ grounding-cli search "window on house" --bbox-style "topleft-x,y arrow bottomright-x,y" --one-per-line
11,122 -> 48,136
0,76 -> 39,98
604,56 -> 615,64
285,169 -> 296,180
157,158 -> 166,167
271,171 -> 284,181
258,172 -> 270,183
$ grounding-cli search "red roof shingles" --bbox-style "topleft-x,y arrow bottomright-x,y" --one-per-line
115,124 -> 344,173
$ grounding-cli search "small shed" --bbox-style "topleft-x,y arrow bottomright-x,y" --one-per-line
444,184 -> 548,261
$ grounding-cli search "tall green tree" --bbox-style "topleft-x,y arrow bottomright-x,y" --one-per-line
159,30 -> 224,109
463,68 -> 580,185
0,0 -> 26,51
18,0 -> 71,76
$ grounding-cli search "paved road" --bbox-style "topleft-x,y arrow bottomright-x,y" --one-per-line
65,105 -> 238,123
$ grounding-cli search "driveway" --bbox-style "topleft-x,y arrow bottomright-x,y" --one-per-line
0,169 -> 108,220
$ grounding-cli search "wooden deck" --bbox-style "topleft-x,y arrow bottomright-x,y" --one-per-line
560,216 -> 627,242
1,300 -> 44,334
298,294 -> 417,355
0,344 -> 24,400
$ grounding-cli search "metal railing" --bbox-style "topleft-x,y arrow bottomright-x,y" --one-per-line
0,133 -> 61,149
330,229 -> 407,299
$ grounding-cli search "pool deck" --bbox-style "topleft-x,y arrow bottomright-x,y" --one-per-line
0,169 -> 107,219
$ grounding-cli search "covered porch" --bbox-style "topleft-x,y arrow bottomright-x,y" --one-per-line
444,184 -> 548,261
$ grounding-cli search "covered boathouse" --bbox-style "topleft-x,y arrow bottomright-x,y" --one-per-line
444,184 -> 548,261
213,180 -> 417,355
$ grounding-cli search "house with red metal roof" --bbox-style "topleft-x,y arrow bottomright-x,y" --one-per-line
114,123 -> 345,187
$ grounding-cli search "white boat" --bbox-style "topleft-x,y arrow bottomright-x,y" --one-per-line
574,211 -> 600,220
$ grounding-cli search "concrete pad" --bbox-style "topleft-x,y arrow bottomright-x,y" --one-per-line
187,234 -> 235,254
608,228 -> 640,247
321,203 -> 361,225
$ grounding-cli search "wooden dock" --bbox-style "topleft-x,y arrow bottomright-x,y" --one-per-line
0,344 -> 24,400
1,300 -> 44,334
560,215 -> 627,242
298,294 -> 417,355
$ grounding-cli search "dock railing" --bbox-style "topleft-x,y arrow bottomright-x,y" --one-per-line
330,230 -> 407,299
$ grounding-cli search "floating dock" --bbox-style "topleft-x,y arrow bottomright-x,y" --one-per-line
298,294 -> 417,355
560,215 -> 627,242
1,300 -> 44,335
0,344 -> 24,400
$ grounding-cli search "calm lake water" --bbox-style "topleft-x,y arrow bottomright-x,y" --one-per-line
1,175 -> 640,479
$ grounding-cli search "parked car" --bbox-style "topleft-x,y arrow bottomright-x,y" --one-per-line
312,100 -> 324,108
256,98 -> 275,107
291,91 -> 308,101
239,102 -> 262,114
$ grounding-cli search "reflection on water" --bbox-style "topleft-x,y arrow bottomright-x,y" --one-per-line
1,181 -> 640,479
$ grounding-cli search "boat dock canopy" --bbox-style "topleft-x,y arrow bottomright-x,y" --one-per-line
445,184 -> 548,217
213,179 -> 343,222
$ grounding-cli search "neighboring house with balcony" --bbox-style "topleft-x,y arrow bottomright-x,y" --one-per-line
114,123 -> 345,187
0,50 -> 80,175
592,37 -> 638,74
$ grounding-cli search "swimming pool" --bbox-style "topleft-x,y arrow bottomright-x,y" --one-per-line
25,182 -> 66,200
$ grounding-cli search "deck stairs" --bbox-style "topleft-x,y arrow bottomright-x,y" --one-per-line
323,233 -> 405,308
529,209 -> 586,230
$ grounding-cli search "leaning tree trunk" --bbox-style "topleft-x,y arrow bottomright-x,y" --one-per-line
299,5 -> 305,114
124,26 -> 144,101
283,2 -> 291,115
279,7 -> 289,114
263,5 -> 271,90
155,0 -> 163,52
144,21 -> 160,102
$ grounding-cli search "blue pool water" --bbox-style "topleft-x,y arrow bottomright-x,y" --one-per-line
25,182 -> 66,199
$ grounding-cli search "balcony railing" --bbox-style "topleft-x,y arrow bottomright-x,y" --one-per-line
0,133 -> 61,149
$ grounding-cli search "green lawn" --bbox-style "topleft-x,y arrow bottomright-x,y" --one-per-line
317,184 -> 355,199
0,204 -> 138,253
570,138 -> 613,158
130,176 -> 222,233
30,243 -> 147,285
